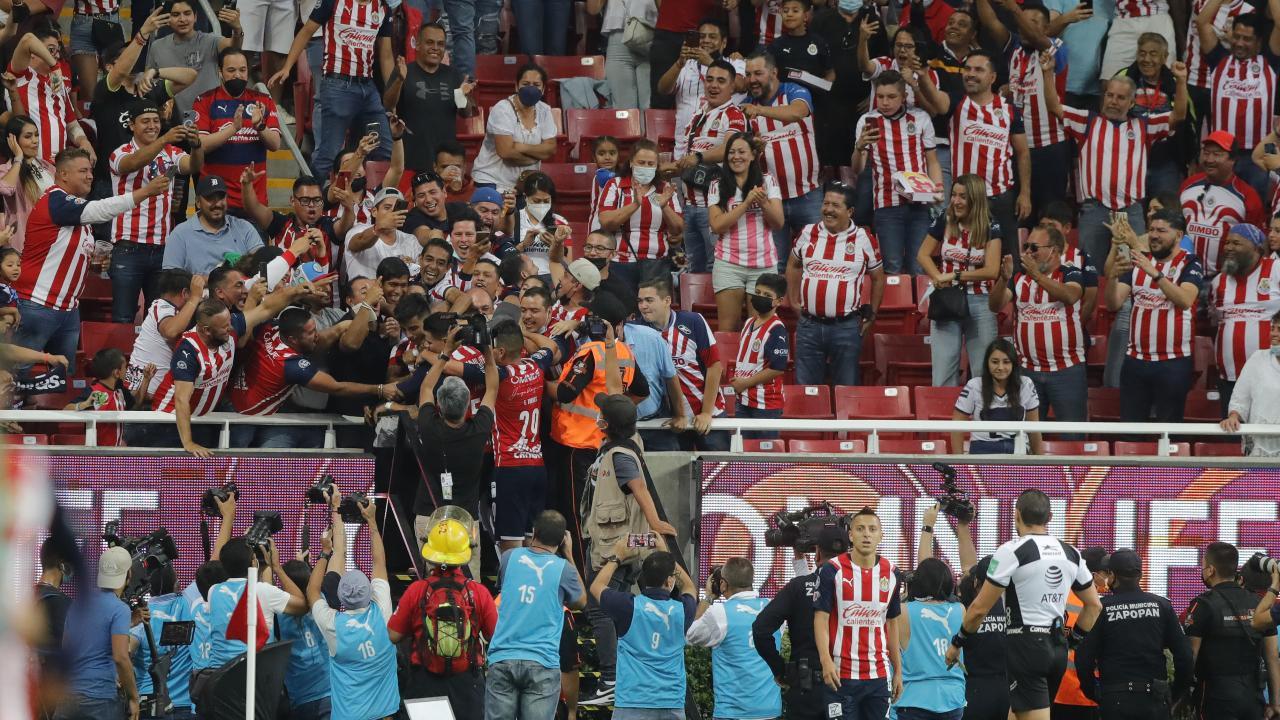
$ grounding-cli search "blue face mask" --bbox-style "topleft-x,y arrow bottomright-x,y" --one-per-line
838,0 -> 862,13
1271,345 -> 1280,357
386,0 -> 401,8
517,85 -> 543,107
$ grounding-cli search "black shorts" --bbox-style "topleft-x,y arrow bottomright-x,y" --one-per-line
1006,632 -> 1067,713
493,465 -> 547,541
964,675 -> 1010,720
559,609 -> 580,672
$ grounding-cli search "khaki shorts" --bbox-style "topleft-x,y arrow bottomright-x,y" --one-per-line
712,259 -> 772,294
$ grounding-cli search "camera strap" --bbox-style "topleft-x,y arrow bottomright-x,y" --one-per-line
200,518 -> 211,562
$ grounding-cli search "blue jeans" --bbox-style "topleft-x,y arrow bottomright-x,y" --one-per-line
109,242 -> 164,322
1025,363 -> 1088,432
1119,355 -> 1194,422
873,203 -> 931,275
54,695 -> 124,720
935,144 -> 952,211
476,0 -> 502,55
609,257 -> 668,288
291,696 -> 331,720
1028,140 -> 1069,221
825,677 -> 890,720
305,38 -> 324,142
683,204 -> 713,273
511,0 -> 571,55
484,659 -> 561,720
13,299 -> 81,376
774,188 -> 822,272
613,711 -> 686,720
1078,200 -> 1144,278
969,438 -> 1015,454
312,76 -> 392,181
443,0 -> 477,77
1104,298 -> 1132,388
736,403 -> 781,439
929,293 -> 998,387
228,423 -> 323,448
795,313 -> 863,386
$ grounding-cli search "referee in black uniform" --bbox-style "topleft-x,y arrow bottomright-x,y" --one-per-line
945,489 -> 1102,720
1073,549 -> 1193,719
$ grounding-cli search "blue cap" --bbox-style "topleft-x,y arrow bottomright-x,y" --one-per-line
1229,222 -> 1266,248
299,262 -> 327,282
470,187 -> 502,206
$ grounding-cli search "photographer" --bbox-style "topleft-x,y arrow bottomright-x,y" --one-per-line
277,557 -> 332,719
590,535 -> 698,718
127,566 -> 195,720
1252,557 -> 1280,633
307,490 -> 400,720
753,526 -> 850,720
54,546 -> 139,720
206,536 -> 307,669
686,557 -> 782,720
897,558 -> 966,720
1184,542 -> 1280,720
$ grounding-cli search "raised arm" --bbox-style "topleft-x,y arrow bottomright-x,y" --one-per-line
1197,0 -> 1228,56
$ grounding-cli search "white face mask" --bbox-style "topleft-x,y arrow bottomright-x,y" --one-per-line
527,202 -> 551,222
632,166 -> 657,185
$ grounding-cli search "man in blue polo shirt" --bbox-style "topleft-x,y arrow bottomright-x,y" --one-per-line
55,546 -> 139,720
590,536 -> 698,720
485,511 -> 587,720
162,177 -> 264,275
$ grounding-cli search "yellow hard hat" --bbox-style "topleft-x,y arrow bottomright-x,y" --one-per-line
422,518 -> 472,566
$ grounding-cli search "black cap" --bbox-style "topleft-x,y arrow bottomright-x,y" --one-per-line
588,291 -> 628,327
1082,547 -> 1109,573
128,102 -> 161,122
1105,549 -> 1142,577
817,525 -> 850,555
196,176 -> 228,198
594,393 -> 636,429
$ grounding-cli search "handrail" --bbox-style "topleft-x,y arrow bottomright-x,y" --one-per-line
256,82 -> 312,177
631,418 -> 1275,455
0,411 -> 363,449
196,0 -> 222,36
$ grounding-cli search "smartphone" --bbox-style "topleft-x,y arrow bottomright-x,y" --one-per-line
393,199 -> 409,212
1267,143 -> 1277,155
1116,244 -> 1131,263
685,30 -> 701,47
336,171 -> 351,191
869,116 -> 882,133
627,532 -> 657,549
365,121 -> 381,139
164,164 -> 179,180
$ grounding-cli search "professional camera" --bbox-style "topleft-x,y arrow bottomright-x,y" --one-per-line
932,462 -> 975,522
764,502 -> 851,551
200,481 -> 239,517
103,522 -> 179,605
707,564 -> 724,598
1247,552 -> 1279,575
582,314 -> 609,342
244,511 -> 283,550
454,313 -> 491,348
307,474 -> 336,504
337,492 -> 371,524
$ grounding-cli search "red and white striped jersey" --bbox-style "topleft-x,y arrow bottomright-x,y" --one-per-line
757,0 -> 785,47
933,215 -> 1003,296
658,310 -> 725,417
1116,0 -> 1167,18
14,186 -> 107,311
1212,256 -> 1280,381
745,82 -> 820,200
126,298 -> 177,398
1063,106 -> 1170,210
75,0 -> 119,14
1123,249 -> 1205,361
677,101 -> 747,207
1207,50 -> 1277,153
550,301 -> 588,357
331,189 -> 375,226
854,107 -> 936,209
816,554 -> 900,681
16,69 -> 74,163
1009,40 -> 1068,149
1180,173 -> 1265,274
492,351 -> 553,467
949,95 -> 1024,196
734,315 -> 788,410
592,176 -> 682,263
791,221 -> 882,318
707,174 -> 782,268
109,142 -> 185,245
318,0 -> 386,77
452,344 -> 487,417
864,56 -> 941,109
230,325 -> 321,415
1009,266 -> 1088,372
1187,0 -> 1246,88
152,330 -> 236,416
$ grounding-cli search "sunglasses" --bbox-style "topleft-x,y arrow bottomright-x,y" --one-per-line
1022,243 -> 1046,253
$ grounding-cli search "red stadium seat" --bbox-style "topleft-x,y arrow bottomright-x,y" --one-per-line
742,438 -> 788,452
834,385 -> 912,420
788,439 -> 867,453
1193,442 -> 1244,457
876,438 -> 949,454
1088,387 -> 1121,422
9,434 -> 48,445
51,433 -> 86,446
1192,336 -> 1214,389
783,384 -> 833,418
715,331 -> 739,377
1183,389 -> 1223,422
643,109 -> 678,155
680,273 -> 715,314
859,335 -> 878,386
80,274 -> 114,321
565,108 -> 643,161
913,386 -> 962,421
538,162 -> 597,221
1041,440 -> 1111,456
864,274 -> 917,332
873,334 -> 932,387
80,321 -> 139,360
1113,441 -> 1192,457
473,55 -> 525,107
27,388 -> 83,411
1085,335 -> 1107,387
455,110 -> 486,164
534,54 -> 607,81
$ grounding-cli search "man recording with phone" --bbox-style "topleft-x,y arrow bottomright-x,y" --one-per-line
239,172 -> 353,279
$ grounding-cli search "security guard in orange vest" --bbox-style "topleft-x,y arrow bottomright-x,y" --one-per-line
1053,548 -> 1111,720
547,291 -> 650,572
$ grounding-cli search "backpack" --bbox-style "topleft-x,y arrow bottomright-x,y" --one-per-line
416,570 -> 482,675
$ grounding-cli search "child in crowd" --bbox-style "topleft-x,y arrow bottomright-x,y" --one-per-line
66,349 -> 155,447
731,273 -> 790,438
768,0 -> 833,83
0,247 -> 19,332
590,136 -> 620,228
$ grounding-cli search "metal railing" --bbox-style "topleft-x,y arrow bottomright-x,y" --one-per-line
0,411 -> 363,449
255,82 -> 312,177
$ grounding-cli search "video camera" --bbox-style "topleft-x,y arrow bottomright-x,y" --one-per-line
582,314 -> 609,342
439,312 -> 491,347
103,522 -> 179,605
932,462 -> 975,522
1247,552 -> 1279,575
307,474 -> 336,504
200,481 -> 239,517
764,502 -> 851,551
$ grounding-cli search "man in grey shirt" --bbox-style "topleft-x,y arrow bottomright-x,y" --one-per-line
163,176 -> 263,274
146,0 -> 243,117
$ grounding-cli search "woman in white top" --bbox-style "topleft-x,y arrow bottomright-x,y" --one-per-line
1221,311 -> 1280,456
707,132 -> 783,332
587,0 -> 656,109
471,63 -> 559,192
505,171 -> 571,275
951,338 -> 1042,455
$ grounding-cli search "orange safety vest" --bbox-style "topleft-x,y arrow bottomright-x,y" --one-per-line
1054,590 -> 1098,707
551,340 -> 637,449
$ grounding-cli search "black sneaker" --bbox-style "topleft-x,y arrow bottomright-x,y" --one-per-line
578,681 -> 615,706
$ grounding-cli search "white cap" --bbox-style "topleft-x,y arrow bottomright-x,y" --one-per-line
97,546 -> 132,590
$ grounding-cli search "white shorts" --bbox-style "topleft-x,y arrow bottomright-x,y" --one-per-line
712,258 -> 772,294
239,0 -> 297,54
1100,13 -> 1176,80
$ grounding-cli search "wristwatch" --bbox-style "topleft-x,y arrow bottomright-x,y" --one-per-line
694,151 -> 704,164
1153,271 -> 1166,282
921,525 -> 934,534
601,555 -> 619,565
319,551 -> 333,561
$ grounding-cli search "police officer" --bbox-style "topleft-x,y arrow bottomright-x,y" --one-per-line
946,489 -> 1102,720
1184,541 -> 1280,720
751,526 -> 849,720
1073,549 -> 1193,719
957,556 -> 1010,720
